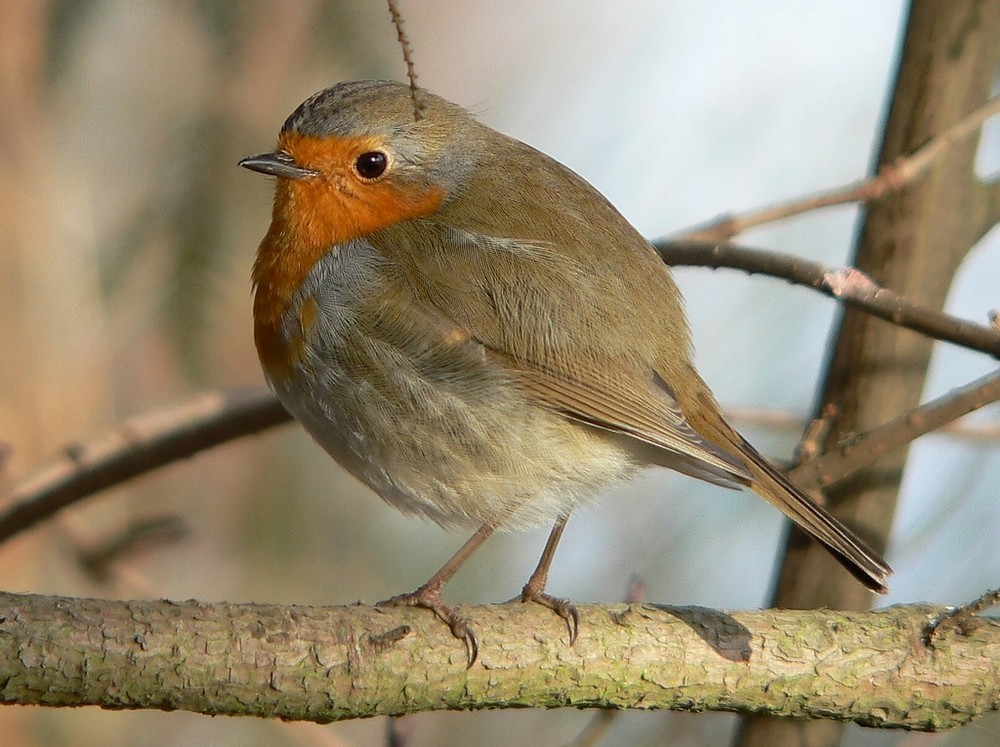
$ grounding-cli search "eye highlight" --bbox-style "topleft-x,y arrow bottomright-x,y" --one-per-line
354,151 -> 389,179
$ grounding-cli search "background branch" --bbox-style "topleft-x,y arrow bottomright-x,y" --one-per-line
656,240 -> 1000,359
790,368 -> 1000,489
677,94 -> 1000,242
0,390 -> 288,544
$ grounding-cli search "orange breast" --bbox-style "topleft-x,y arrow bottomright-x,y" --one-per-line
251,132 -> 444,380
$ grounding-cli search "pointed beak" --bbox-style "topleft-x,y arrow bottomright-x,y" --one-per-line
239,151 -> 318,180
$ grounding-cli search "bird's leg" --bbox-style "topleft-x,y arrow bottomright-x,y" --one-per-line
378,520 -> 497,666
515,513 -> 579,643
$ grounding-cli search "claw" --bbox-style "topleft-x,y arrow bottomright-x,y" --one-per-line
378,584 -> 480,667
449,617 -> 479,668
516,583 -> 580,645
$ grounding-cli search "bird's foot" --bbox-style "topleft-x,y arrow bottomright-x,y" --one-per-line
512,581 -> 580,644
378,584 -> 478,667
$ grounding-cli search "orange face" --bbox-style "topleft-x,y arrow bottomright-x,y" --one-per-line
251,131 -> 444,378
269,131 -> 444,249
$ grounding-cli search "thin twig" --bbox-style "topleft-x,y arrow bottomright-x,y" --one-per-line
795,404 -> 838,464
76,516 -> 188,583
568,712 -> 616,747
926,587 -> 1000,644
791,369 -> 1000,489
678,95 -> 1000,241
725,406 -> 1000,442
386,0 -> 425,121
387,715 -> 415,747
656,240 -> 1000,360
0,389 -> 289,544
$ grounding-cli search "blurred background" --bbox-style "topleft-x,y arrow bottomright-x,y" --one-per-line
1,1 -> 997,745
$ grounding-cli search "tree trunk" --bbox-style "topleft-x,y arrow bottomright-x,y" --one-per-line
737,2 -> 1000,745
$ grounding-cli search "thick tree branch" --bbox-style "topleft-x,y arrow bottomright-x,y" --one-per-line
763,0 -> 1000,615
0,591 -> 997,729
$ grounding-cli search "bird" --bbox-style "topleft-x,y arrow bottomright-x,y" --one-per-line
240,79 -> 891,665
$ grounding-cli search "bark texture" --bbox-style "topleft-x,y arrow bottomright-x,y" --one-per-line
0,592 -> 997,729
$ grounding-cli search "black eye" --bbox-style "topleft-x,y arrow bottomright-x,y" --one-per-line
355,151 -> 388,179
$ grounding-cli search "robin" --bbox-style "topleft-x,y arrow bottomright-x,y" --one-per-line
240,80 -> 891,664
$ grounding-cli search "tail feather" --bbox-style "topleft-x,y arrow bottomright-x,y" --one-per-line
738,435 -> 892,593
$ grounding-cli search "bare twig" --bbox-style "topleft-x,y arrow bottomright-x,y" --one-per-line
0,389 -> 289,544
795,404 -> 838,464
386,0 -> 425,121
678,95 -> 1000,241
656,240 -> 1000,360
726,406 -> 1000,443
387,715 -> 415,747
791,369 -> 1000,489
76,516 -> 188,583
569,712 -> 616,747
926,587 -> 1000,644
